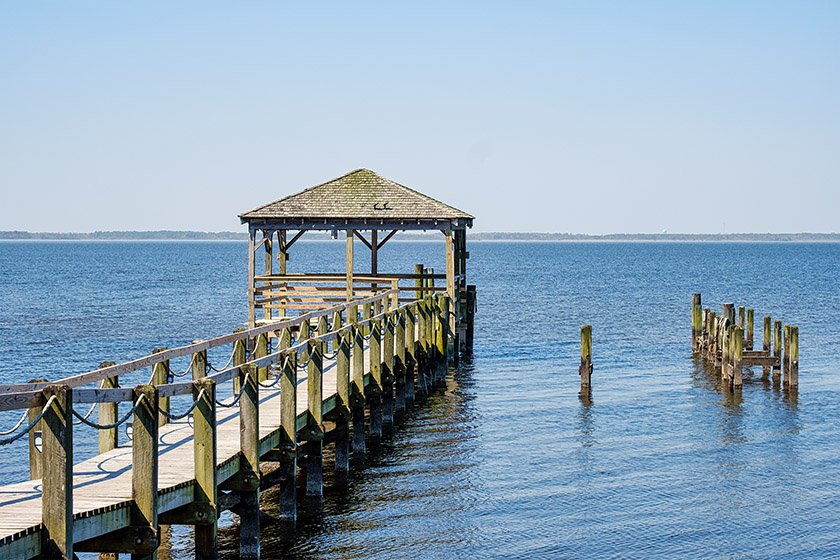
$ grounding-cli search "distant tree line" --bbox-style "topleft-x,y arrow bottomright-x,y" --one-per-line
1,231 -> 839,242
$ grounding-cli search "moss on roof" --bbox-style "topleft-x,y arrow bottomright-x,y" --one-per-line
239,169 -> 473,221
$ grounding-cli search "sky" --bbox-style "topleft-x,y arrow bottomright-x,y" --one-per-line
1,2 -> 838,234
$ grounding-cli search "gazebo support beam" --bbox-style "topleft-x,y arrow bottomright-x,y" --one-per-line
377,230 -> 398,250
264,231 -> 273,321
371,230 -> 378,276
247,229 -> 256,328
346,230 -> 354,301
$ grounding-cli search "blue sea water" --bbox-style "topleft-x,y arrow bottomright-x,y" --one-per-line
1,240 -> 840,559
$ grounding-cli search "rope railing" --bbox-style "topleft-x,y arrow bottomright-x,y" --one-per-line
72,403 -> 98,426
207,346 -> 238,373
0,410 -> 30,436
72,394 -> 145,431
159,388 -> 206,421
0,395 -> 57,446
216,374 -> 249,407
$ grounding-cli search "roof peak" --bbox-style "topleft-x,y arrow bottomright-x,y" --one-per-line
239,169 -> 474,227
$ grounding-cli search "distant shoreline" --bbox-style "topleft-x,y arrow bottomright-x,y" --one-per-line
1,231 -> 839,242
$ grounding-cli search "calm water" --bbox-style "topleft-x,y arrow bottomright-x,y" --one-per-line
2,241 -> 840,559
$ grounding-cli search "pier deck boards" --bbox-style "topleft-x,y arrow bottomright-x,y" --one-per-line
0,350 -> 362,557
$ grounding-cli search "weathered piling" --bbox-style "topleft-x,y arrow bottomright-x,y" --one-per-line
382,311 -> 395,435
303,339 -> 324,497
786,326 -> 799,388
278,349 -> 298,520
691,293 -> 702,351
334,329 -> 351,478
368,318 -> 383,446
152,348 -> 171,425
723,303 -> 735,325
746,309 -> 754,350
350,324 -> 366,466
737,306 -> 745,331
41,384 -> 73,559
98,361 -> 119,455
193,377 -> 218,560
395,308 -> 407,422
405,304 -> 418,406
579,325 -> 593,395
773,320 -> 782,373
732,326 -> 743,387
238,363 -> 260,558
27,378 -> 48,481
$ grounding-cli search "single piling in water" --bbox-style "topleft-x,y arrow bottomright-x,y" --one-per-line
691,293 -> 702,352
786,326 -> 799,388
579,325 -> 593,396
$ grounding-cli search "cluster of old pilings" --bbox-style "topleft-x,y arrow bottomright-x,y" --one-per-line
691,293 -> 800,390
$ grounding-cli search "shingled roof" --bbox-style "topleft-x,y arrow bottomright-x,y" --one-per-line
239,169 -> 473,229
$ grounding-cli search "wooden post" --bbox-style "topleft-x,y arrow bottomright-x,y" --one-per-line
746,309 -> 754,350
416,299 -> 429,397
278,350 -> 297,521
350,324 -> 366,466
762,315 -> 772,377
27,378 -> 48,480
722,303 -> 735,325
579,325 -> 593,394
732,326 -> 743,387
395,308 -> 407,422
132,384 -> 159,560
238,362 -> 260,559
368,318 -> 383,445
335,329 -> 351,478
255,333 -> 269,382
370,229 -> 378,276
193,378 -> 218,560
299,319 -> 311,362
405,305 -> 417,407
466,285 -> 476,354
41,384 -> 73,559
348,304 -> 358,325
445,231 -> 456,357
783,324 -> 791,382
721,324 -> 731,382
691,293 -> 702,351
390,278 -> 400,311
247,229 -> 256,328
382,312 -> 395,435
707,311 -> 717,360
787,326 -> 799,388
264,231 -> 273,321
277,230 -> 288,318
303,339 -> 324,497
362,302 -> 372,336
773,320 -> 782,374
434,294 -> 448,386
346,229 -> 354,301
414,264 -> 424,299
192,344 -> 208,381
98,361 -> 119,455
737,306 -> 745,331
152,349 -> 170,426
232,330 -> 247,395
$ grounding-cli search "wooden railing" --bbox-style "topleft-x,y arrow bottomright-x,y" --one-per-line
253,272 -> 452,317
0,289 -> 455,559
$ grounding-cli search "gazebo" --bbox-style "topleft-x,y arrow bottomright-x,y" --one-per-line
238,168 -> 475,352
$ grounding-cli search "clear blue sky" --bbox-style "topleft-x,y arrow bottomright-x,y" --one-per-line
1,2 -> 838,234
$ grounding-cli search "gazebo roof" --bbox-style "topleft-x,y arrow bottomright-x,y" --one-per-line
239,168 -> 473,230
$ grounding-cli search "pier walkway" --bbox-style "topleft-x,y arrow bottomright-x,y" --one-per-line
0,290 -> 451,559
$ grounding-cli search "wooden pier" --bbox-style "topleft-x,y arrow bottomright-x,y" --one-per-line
0,169 -> 477,559
691,293 -> 799,389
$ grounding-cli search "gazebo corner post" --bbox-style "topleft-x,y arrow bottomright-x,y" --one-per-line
263,230 -> 274,321
445,229 -> 456,363
346,229 -> 354,302
247,228 -> 257,329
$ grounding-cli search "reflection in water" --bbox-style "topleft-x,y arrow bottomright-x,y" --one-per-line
217,363 -> 480,560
